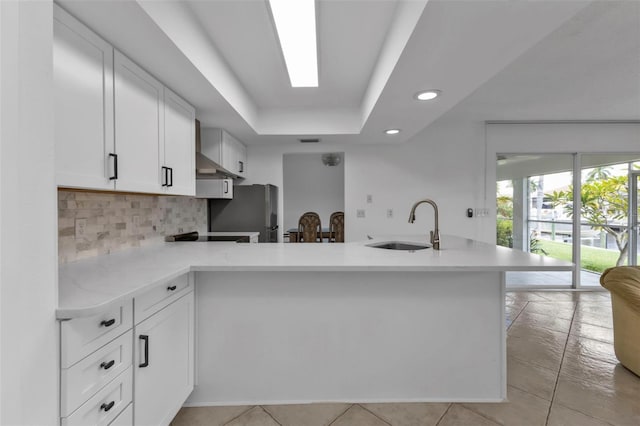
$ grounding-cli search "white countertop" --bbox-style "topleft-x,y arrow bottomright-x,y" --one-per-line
57,235 -> 573,319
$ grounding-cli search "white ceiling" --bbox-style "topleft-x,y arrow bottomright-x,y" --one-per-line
187,0 -> 398,110
56,0 -> 640,146
448,0 -> 640,122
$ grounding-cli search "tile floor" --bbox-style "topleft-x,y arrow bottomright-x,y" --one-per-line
172,291 -> 640,426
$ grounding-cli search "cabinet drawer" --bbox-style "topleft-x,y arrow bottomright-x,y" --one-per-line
134,273 -> 192,324
62,367 -> 132,426
108,402 -> 132,426
61,331 -> 132,416
61,300 -> 133,368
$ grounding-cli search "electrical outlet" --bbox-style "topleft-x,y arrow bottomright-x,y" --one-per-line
356,209 -> 366,218
132,215 -> 140,229
75,218 -> 87,238
366,194 -> 373,203
387,209 -> 393,218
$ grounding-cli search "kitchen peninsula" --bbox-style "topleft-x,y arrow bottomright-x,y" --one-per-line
58,235 -> 572,409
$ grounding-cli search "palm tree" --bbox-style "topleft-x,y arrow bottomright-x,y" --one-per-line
586,166 -> 612,182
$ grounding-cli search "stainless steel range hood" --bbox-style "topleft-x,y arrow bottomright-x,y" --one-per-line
195,119 -> 218,176
196,151 -> 219,175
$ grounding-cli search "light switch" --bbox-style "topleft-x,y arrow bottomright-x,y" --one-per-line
357,209 -> 366,218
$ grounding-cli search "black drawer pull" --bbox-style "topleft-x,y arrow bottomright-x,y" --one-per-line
139,335 -> 149,368
167,285 -> 177,291
100,360 -> 115,370
100,319 -> 116,327
100,401 -> 115,412
162,166 -> 169,187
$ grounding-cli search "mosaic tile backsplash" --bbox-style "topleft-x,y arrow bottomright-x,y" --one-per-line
58,190 -> 207,263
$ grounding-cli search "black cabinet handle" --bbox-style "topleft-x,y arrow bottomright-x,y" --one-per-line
100,401 -> 115,412
239,161 -> 244,173
139,335 -> 149,368
100,360 -> 115,370
100,318 -> 115,327
169,168 -> 174,187
109,153 -> 118,180
162,166 -> 169,187
223,180 -> 229,194
167,285 -> 177,291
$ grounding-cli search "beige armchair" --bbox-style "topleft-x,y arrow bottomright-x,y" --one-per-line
600,266 -> 640,377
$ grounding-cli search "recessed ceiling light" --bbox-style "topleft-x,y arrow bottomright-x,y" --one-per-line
384,129 -> 401,135
415,90 -> 441,101
268,0 -> 318,87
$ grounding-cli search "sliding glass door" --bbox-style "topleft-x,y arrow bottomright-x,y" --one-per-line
629,171 -> 640,267
497,153 -> 640,289
497,154 -> 574,288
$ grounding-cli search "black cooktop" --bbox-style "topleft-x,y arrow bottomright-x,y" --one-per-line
166,232 -> 249,243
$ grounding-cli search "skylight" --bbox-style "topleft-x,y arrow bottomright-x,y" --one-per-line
268,0 -> 318,87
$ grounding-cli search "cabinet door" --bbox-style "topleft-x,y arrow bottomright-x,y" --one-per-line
54,5 -> 115,190
114,51 -> 163,193
223,132 -> 246,177
236,140 -> 247,178
163,88 -> 195,196
134,292 -> 194,426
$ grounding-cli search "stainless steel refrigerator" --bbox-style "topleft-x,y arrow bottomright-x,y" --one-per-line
207,184 -> 278,242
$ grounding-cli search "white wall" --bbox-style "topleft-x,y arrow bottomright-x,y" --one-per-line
246,118 -> 488,243
283,153 -> 344,232
247,120 -> 640,245
0,1 -> 58,424
486,122 -> 640,242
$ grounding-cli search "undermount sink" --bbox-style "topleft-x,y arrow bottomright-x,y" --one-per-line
367,241 -> 431,251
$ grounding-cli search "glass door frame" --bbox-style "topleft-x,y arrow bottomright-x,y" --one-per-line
629,170 -> 640,266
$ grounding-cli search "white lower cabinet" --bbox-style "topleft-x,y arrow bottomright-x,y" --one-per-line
62,367 -> 132,426
59,274 -> 195,426
108,403 -> 133,426
61,331 -> 133,417
134,291 -> 195,426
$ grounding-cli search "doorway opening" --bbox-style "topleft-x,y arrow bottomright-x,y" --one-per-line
282,153 -> 345,242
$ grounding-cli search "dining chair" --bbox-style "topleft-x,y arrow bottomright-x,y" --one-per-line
328,211 -> 344,243
297,212 -> 322,242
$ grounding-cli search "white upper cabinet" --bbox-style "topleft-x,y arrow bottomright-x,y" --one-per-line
114,51 -> 164,194
54,5 -> 115,190
200,128 -> 247,178
226,133 -> 247,178
54,6 -> 196,196
163,88 -> 196,196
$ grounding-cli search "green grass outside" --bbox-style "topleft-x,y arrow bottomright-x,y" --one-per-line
537,240 -> 625,273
